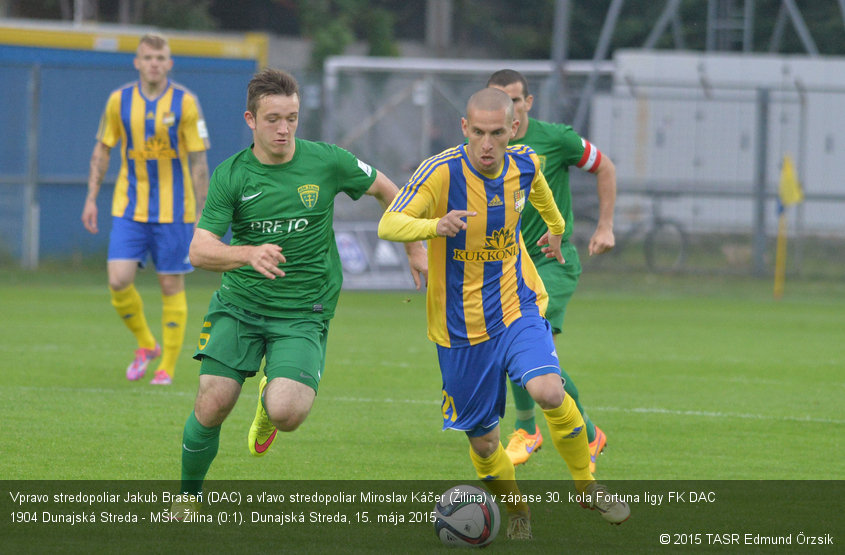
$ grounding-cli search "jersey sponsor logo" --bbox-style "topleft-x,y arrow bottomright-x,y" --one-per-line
241,191 -> 263,201
514,190 -> 525,213
297,184 -> 320,208
250,218 -> 309,234
356,158 -> 373,177
452,227 -> 518,262
128,135 -> 177,160
488,195 -> 503,207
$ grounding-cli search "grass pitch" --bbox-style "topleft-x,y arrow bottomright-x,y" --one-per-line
1,266 -> 843,553
1,266 -> 842,482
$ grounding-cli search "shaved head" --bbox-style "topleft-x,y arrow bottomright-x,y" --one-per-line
466,88 -> 514,122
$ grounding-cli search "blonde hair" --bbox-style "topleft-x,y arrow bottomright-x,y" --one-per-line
138,33 -> 169,51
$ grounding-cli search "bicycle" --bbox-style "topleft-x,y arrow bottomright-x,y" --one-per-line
570,191 -> 689,273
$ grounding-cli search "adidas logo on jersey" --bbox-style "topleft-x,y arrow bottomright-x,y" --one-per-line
488,195 -> 503,207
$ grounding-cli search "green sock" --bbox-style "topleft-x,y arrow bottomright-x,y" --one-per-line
561,366 -> 597,443
509,380 -> 536,432
181,411 -> 220,495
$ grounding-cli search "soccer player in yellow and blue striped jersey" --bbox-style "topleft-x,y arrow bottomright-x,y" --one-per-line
379,88 -> 629,539
82,33 -> 210,385
488,69 -> 617,472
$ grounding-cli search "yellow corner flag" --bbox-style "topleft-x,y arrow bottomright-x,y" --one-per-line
778,155 -> 804,207
774,155 -> 804,299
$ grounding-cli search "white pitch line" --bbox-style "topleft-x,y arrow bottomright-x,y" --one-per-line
2,387 -> 843,425
322,396 -> 845,425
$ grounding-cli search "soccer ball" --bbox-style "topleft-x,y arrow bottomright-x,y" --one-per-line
433,485 -> 500,548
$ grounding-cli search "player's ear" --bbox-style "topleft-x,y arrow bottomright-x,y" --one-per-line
460,117 -> 469,138
244,110 -> 256,130
524,94 -> 534,111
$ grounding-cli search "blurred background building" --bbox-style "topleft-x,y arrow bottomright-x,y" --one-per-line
1,0 -> 843,285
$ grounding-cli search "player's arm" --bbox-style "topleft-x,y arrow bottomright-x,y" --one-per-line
589,152 -> 616,256
366,170 -> 428,289
528,169 -> 565,263
189,227 -> 286,279
378,163 -> 476,242
182,95 -> 211,220
82,141 -> 112,234
188,150 -> 210,220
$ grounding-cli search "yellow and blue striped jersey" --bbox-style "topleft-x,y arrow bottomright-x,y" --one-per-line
383,144 -> 564,348
96,80 -> 210,223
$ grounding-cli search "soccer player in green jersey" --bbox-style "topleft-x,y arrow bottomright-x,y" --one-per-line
487,70 -> 617,472
172,68 -> 426,515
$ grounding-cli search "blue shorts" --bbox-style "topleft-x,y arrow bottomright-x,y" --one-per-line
108,216 -> 193,274
437,315 -> 560,436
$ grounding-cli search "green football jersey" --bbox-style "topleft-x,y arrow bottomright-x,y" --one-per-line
198,139 -> 377,319
511,117 -> 590,257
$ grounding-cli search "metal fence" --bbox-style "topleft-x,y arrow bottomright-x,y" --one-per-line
3,51 -> 844,285
322,56 -> 845,283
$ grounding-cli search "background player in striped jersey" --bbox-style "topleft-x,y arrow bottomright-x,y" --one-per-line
487,69 -> 617,472
172,68 -> 426,512
82,33 -> 210,385
379,88 -> 628,540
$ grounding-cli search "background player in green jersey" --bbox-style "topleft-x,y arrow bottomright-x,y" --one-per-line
82,33 -> 210,386
173,68 -> 426,513
487,69 -> 617,472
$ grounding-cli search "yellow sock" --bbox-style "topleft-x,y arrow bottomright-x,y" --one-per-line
110,284 -> 156,350
468,442 -> 528,514
542,395 -> 594,492
157,290 -> 187,377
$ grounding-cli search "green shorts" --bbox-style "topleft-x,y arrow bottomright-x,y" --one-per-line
534,241 -> 582,334
193,291 -> 330,391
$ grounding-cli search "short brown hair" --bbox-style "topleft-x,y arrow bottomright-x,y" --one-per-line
486,69 -> 530,97
247,68 -> 300,115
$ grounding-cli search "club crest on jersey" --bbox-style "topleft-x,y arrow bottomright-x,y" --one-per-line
513,190 -> 525,213
298,184 -> 320,208
162,112 -> 175,126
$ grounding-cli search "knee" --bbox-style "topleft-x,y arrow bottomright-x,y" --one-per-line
266,406 -> 309,432
194,398 -> 231,428
108,278 -> 132,292
533,386 -> 565,411
469,435 -> 499,459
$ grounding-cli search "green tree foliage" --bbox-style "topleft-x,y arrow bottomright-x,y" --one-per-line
141,0 -> 217,31
296,0 -> 399,69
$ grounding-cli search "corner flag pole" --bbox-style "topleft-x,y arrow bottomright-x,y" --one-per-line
773,155 -> 804,300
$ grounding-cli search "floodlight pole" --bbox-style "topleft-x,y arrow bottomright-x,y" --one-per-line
752,87 -> 769,278
572,0 -> 623,134
543,0 -> 571,123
